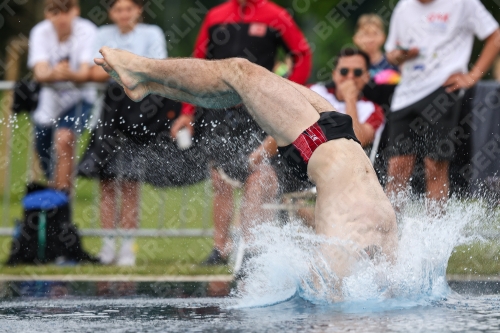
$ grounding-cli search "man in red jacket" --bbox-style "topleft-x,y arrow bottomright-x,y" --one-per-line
170,0 -> 312,265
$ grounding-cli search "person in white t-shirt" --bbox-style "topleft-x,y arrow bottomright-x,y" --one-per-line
28,0 -> 97,192
384,0 -> 500,213
84,0 -> 167,266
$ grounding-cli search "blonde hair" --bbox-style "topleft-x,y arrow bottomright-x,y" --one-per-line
356,14 -> 385,33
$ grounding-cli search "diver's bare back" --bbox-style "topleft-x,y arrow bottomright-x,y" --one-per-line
95,47 -> 398,271
309,138 -> 397,262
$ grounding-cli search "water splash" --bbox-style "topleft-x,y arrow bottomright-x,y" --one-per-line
231,198 -> 496,309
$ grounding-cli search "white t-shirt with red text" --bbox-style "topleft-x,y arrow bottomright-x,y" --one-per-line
385,0 -> 498,111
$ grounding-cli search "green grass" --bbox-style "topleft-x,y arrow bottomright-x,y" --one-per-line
1,237 -> 499,277
0,236 -> 230,276
447,242 -> 500,275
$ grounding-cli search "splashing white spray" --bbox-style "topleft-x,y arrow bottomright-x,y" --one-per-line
231,198 -> 495,308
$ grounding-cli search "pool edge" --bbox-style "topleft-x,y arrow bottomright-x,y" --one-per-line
0,274 -> 234,282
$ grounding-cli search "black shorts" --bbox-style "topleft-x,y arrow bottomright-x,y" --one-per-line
78,83 -> 211,187
271,156 -> 314,194
277,111 -> 360,182
388,87 -> 462,160
198,107 -> 267,182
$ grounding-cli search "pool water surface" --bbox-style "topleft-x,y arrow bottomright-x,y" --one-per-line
0,285 -> 499,333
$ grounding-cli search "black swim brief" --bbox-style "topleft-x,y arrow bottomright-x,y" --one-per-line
277,111 -> 360,181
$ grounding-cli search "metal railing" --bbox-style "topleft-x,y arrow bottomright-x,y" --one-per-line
0,81 -> 214,238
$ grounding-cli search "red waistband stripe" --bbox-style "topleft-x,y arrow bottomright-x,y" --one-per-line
292,123 -> 327,163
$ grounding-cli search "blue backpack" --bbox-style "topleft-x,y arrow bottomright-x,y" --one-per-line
6,184 -> 97,265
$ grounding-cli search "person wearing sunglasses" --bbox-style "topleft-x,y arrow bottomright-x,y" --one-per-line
309,47 -> 385,148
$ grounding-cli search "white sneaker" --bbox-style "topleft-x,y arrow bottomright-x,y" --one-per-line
117,238 -> 137,266
98,237 -> 116,265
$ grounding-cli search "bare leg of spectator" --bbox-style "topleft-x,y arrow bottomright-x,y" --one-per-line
386,155 -> 416,213
119,180 -> 140,229
53,128 -> 76,191
202,169 -> 234,265
424,158 -> 449,215
99,179 -> 118,264
297,207 -> 315,229
212,170 -> 234,255
117,180 -> 140,266
205,165 -> 278,265
240,164 -> 278,242
99,179 -> 139,265
100,180 -> 118,229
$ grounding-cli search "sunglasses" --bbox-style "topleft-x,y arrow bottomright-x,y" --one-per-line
339,68 -> 364,77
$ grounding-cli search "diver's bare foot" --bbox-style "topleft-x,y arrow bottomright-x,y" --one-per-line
95,47 -> 150,101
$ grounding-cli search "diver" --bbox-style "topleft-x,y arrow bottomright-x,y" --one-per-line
95,47 -> 398,280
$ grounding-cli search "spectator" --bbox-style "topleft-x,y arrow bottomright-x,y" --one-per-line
82,0 -> 168,266
384,0 -> 500,214
170,0 -> 312,265
353,14 -> 399,79
354,13 -> 400,109
310,48 -> 385,148
28,0 -> 96,192
353,13 -> 400,186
